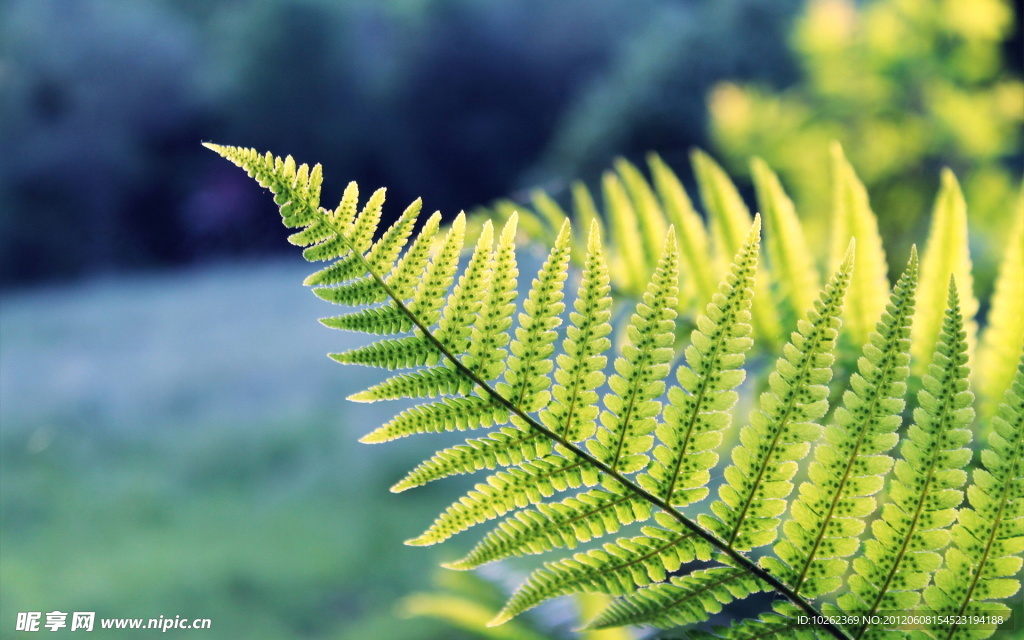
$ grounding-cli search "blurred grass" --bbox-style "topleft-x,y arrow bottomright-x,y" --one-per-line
0,259 -> 482,639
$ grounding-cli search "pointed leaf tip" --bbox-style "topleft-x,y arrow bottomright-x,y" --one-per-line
487,613 -> 512,627
843,237 -> 856,266
404,535 -> 432,547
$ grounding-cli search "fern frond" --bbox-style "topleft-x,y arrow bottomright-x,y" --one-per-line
211,144 -> 908,640
435,219 -> 495,353
700,243 -> 854,552
385,211 -> 443,301
637,217 -> 759,507
330,335 -> 439,370
446,486 -> 651,570
466,214 -> 519,381
570,182 -> 605,263
763,249 -> 919,599
976,201 -> 1024,418
349,366 -> 470,403
537,221 -> 613,443
311,276 -> 388,306
407,452 -> 597,546
582,566 -> 766,630
202,144 -> 323,230
499,220 -> 573,412
602,171 -> 648,294
691,149 -> 782,345
303,197 -> 417,286
492,516 -> 709,625
361,397 -> 507,443
914,171 -> 978,376
320,304 -> 413,335
587,231 -> 679,474
920,357 -> 1024,640
751,157 -> 820,323
839,279 -> 975,637
530,189 -> 570,236
615,158 -> 670,275
648,153 -> 716,308
408,212 -> 466,327
829,143 -> 889,346
391,428 -> 549,493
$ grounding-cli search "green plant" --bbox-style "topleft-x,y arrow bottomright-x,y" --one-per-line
205,142 -> 1022,639
707,0 -> 1022,292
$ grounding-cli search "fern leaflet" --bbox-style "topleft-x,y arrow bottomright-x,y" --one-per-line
920,357 -> 1024,640
763,249 -> 919,598
700,243 -> 854,552
839,279 -> 975,638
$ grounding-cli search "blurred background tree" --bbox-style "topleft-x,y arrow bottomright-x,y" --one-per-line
706,0 -> 1023,293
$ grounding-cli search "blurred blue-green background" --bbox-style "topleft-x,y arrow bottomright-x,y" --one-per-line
1,0 -> 1021,638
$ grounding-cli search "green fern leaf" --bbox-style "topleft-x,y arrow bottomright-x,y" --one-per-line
637,216 -> 760,506
582,566 -> 766,630
435,219 -> 495,353
349,366 -> 470,403
385,211 -> 443,301
537,221 -> 613,443
406,451 -> 597,546
391,222 -> 575,493
320,304 -> 413,335
829,143 -> 890,346
465,214 -> 519,381
914,171 -> 978,377
751,157 -> 820,324
691,148 -> 782,345
329,335 -> 439,370
920,357 -> 1024,640
390,428 -> 550,493
700,243 -> 854,552
839,279 -> 975,637
408,212 -> 466,327
361,396 -> 507,444
570,181 -> 606,264
976,200 -> 1024,418
303,196 -> 419,286
615,158 -> 670,276
529,189 -> 570,236
492,514 -> 710,625
202,145 -> 323,231
587,231 -> 679,474
446,486 -> 650,570
763,249 -> 919,599
602,171 -> 648,295
499,220 -> 573,412
648,153 -> 716,308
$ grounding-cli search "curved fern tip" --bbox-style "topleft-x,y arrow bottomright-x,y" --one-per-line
586,219 -> 603,248
487,613 -> 512,627
843,237 -> 856,266
749,212 -> 762,236
501,210 -> 519,243
438,559 -> 470,571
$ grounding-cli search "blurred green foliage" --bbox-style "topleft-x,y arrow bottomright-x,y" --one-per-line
0,263 -> 487,638
707,0 -> 1023,290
